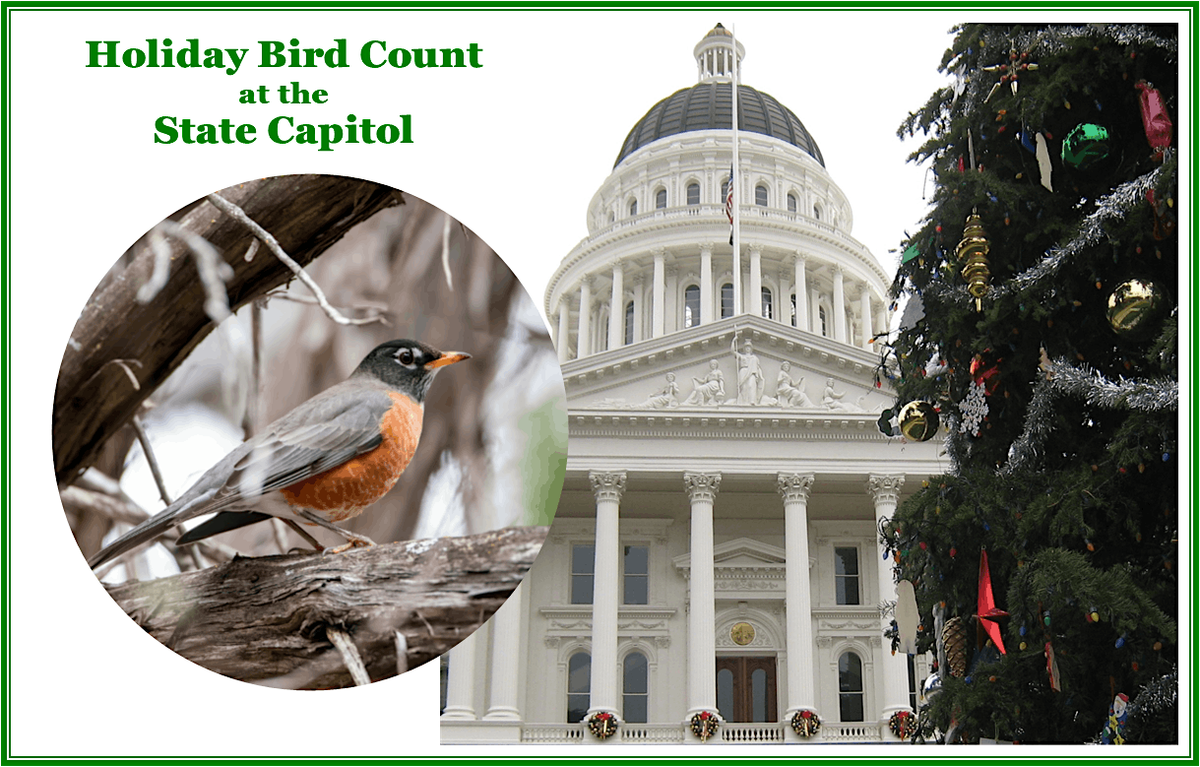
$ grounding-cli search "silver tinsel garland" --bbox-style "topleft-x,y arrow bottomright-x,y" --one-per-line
1000,356 -> 1177,474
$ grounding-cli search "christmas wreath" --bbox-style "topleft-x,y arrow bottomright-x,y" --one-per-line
586,711 -> 618,740
790,709 -> 822,738
689,710 -> 720,741
889,709 -> 916,740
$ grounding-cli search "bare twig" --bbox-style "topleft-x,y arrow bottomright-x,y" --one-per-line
243,238 -> 260,262
81,358 -> 143,393
206,192 -> 384,326
136,227 -> 173,304
261,289 -> 390,325
327,627 -> 372,686
270,518 -> 291,556
395,631 -> 409,676
441,212 -> 453,290
150,219 -> 234,324
130,415 -> 172,507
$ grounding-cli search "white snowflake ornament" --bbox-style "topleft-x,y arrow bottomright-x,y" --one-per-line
959,379 -> 989,436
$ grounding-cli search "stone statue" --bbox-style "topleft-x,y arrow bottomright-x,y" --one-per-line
775,362 -> 813,408
684,359 -> 725,406
732,334 -> 765,405
636,372 -> 680,409
823,377 -> 865,412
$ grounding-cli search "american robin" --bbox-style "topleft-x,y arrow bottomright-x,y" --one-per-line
87,339 -> 469,570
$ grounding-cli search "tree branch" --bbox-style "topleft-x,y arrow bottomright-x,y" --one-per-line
103,526 -> 545,689
54,175 -> 400,486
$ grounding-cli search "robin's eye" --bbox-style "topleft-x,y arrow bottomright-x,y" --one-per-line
397,349 -> 415,365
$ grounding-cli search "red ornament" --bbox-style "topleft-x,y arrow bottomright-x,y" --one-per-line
1136,80 -> 1173,161
976,549 -> 1008,654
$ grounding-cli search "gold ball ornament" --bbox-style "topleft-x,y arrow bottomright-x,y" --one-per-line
899,401 -> 940,442
1106,278 -> 1165,338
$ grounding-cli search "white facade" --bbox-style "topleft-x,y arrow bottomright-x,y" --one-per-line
441,25 -> 940,746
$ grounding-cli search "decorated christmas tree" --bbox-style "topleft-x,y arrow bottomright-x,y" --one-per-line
880,23 -> 1179,744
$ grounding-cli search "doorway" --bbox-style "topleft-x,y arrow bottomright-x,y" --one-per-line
715,656 -> 778,722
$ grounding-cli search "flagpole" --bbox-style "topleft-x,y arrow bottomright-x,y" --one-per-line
730,24 -> 742,316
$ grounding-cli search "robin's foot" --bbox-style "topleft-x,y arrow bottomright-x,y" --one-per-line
324,535 -> 376,555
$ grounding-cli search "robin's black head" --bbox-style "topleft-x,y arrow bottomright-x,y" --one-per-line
353,339 -> 470,402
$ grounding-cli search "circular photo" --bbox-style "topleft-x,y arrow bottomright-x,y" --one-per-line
55,174 -> 566,689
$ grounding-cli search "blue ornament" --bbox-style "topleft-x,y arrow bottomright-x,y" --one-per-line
1020,625 -> 1027,636
1115,636 -> 1126,648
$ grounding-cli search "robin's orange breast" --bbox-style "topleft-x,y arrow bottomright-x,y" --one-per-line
280,392 -> 424,523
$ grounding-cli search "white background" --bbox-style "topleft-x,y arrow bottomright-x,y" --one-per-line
8,7 -> 1190,758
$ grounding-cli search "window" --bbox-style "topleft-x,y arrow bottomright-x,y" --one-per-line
720,282 -> 734,318
623,652 -> 648,723
567,651 -> 591,723
623,545 -> 648,605
787,193 -> 797,213
683,284 -> 701,328
835,546 -> 860,605
687,182 -> 700,206
818,305 -> 828,337
624,301 -> 635,346
571,543 -> 595,604
629,199 -> 638,217
838,652 -> 865,721
761,287 -> 773,320
655,188 -> 667,209
908,655 -> 919,711
813,203 -> 821,220
790,293 -> 797,327
755,184 -> 768,207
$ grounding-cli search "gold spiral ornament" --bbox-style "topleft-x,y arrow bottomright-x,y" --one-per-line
957,210 -> 992,311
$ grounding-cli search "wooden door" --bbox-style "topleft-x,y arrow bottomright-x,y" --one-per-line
715,656 -> 778,722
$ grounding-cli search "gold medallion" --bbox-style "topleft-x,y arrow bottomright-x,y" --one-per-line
731,621 -> 755,646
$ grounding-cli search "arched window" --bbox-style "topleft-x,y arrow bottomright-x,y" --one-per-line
623,652 -> 648,723
683,284 -> 701,328
687,182 -> 700,206
813,203 -> 822,220
761,287 -> 773,320
629,199 -> 638,217
716,666 -> 734,721
720,282 -> 734,318
755,184 -> 768,207
720,177 -> 732,204
624,301 -> 635,345
567,651 -> 591,723
790,293 -> 797,327
655,188 -> 667,210
818,305 -> 828,337
787,193 -> 797,213
838,652 -> 864,721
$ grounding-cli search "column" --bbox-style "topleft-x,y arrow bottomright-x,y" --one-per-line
860,289 -> 874,350
794,256 -> 809,331
833,267 -> 847,344
665,267 -> 679,334
652,248 -> 666,338
700,244 -> 714,325
609,261 -> 625,351
749,244 -> 763,318
588,471 -> 626,718
683,471 -> 721,719
556,298 -> 570,363
778,473 -> 817,732
810,284 -> 821,336
441,627 -> 480,720
484,581 -> 524,720
578,277 -> 592,359
778,267 -> 791,328
867,474 -> 912,733
632,277 -> 645,344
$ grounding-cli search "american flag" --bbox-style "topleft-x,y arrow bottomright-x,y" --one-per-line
725,166 -> 734,245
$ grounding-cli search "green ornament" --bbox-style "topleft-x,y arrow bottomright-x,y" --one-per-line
878,408 -> 896,437
902,244 -> 921,264
1061,123 -> 1111,170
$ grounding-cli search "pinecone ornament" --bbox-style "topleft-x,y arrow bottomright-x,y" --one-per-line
942,616 -> 969,678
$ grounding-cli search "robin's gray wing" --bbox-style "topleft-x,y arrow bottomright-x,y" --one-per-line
201,383 -> 396,513
88,384 -> 395,569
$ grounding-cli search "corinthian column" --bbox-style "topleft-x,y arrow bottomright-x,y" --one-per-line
441,628 -> 479,720
652,248 -> 666,338
578,277 -> 592,359
588,471 -> 626,719
700,244 -> 714,325
867,474 -> 911,735
778,473 -> 817,737
833,266 -> 847,343
609,261 -> 625,350
683,471 -> 720,719
483,582 -> 524,720
556,297 -> 571,363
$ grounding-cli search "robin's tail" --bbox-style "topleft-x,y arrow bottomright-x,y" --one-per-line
87,505 -> 193,570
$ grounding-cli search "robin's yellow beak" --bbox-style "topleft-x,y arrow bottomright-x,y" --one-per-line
426,351 -> 471,369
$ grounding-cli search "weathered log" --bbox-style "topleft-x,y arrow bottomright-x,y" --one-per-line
54,176 -> 401,486
103,525 -> 546,689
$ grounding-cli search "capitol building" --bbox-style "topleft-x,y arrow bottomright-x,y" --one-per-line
440,24 -> 942,745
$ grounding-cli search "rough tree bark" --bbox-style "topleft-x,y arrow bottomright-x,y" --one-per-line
104,526 -> 546,689
53,175 -> 401,487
